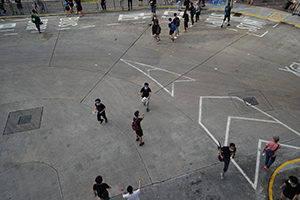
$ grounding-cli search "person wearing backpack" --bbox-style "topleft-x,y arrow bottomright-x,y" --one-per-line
168,18 -> 176,42
183,10 -> 189,32
133,111 -> 144,146
31,9 -> 41,33
153,20 -> 161,43
189,2 -> 195,27
262,135 -> 281,171
173,13 -> 180,39
93,175 -> 111,200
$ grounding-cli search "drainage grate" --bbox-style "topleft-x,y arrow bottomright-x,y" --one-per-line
3,107 -> 43,135
243,97 -> 259,106
234,13 -> 242,17
18,115 -> 32,125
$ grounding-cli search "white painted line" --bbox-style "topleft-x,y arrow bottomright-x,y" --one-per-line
226,28 -> 238,31
82,25 -> 96,28
107,23 -> 121,26
133,21 -> 146,24
198,96 -> 300,190
121,59 -> 196,97
247,31 -> 268,38
13,18 -> 29,21
279,62 -> 300,78
0,29 -> 14,32
4,32 -> 18,36
57,28 -> 70,30
206,24 -> 218,27
273,22 -> 280,28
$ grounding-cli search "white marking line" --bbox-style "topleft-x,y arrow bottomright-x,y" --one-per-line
107,23 -> 121,26
226,28 -> 238,31
279,61 -> 300,78
4,33 -> 18,36
247,31 -> 268,38
57,27 -> 70,31
273,22 -> 280,28
206,24 -> 218,27
199,96 -> 300,190
224,116 -> 277,146
121,59 -> 196,97
82,25 -> 96,28
0,29 -> 14,32
133,21 -> 146,24
13,18 -> 29,21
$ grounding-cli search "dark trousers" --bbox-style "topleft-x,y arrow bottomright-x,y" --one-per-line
101,2 -> 106,10
97,111 -> 107,122
218,155 -> 230,173
265,155 -> 276,168
128,0 -> 132,9
195,12 -> 200,22
190,14 -> 194,25
184,20 -> 188,30
0,4 -> 6,12
34,22 -> 41,32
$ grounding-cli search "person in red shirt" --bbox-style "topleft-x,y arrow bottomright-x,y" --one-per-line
262,135 -> 281,171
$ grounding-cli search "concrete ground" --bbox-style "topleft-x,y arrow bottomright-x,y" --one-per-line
0,5 -> 300,200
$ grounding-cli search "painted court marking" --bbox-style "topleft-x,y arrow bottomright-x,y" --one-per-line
199,96 -> 300,190
279,60 -> 300,78
269,12 -> 289,20
120,59 -> 196,97
268,158 -> 300,200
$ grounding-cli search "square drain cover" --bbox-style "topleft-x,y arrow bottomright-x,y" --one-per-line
3,107 -> 43,135
243,97 -> 259,106
229,90 -> 273,115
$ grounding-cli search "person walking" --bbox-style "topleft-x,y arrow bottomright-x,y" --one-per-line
93,175 -> 111,200
279,176 -> 300,200
74,0 -> 83,17
149,0 -> 156,15
93,98 -> 108,124
128,0 -> 132,10
31,9 -> 41,33
133,111 -> 145,146
139,83 -> 151,112
15,0 -> 24,14
195,2 -> 201,22
173,13 -> 180,39
120,0 -> 124,10
183,10 -> 189,32
0,0 -> 7,15
37,0 -> 45,13
152,17 -> 161,43
178,0 -> 182,11
64,0 -> 71,17
262,135 -> 281,171
221,1 -> 231,27
122,179 -> 142,200
218,142 -> 236,179
168,17 -> 176,42
189,2 -> 195,27
138,0 -> 143,6
101,0 -> 106,11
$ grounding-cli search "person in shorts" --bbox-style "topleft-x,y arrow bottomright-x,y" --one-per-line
133,111 -> 145,146
173,13 -> 180,39
64,0 -> 71,17
15,0 -> 24,14
149,0 -> 156,14
221,1 -> 231,28
168,18 -> 175,42
138,0 -> 143,6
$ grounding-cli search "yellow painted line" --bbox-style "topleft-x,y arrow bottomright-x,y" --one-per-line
268,158 -> 300,200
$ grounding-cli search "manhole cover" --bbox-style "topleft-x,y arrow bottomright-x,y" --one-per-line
243,97 -> 259,106
3,107 -> 43,135
234,13 -> 242,17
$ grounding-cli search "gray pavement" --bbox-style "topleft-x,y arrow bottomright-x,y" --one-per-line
0,4 -> 300,200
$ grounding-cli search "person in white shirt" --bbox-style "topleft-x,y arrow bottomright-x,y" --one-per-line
122,179 -> 142,200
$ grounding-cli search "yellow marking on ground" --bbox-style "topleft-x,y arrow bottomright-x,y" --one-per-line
269,12 -> 289,20
269,158 -> 300,200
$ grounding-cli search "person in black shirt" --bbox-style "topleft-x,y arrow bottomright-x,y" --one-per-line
93,175 -> 111,200
139,82 -> 151,112
93,98 -> 108,124
133,110 -> 145,146
279,176 -> 300,200
218,142 -> 236,179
